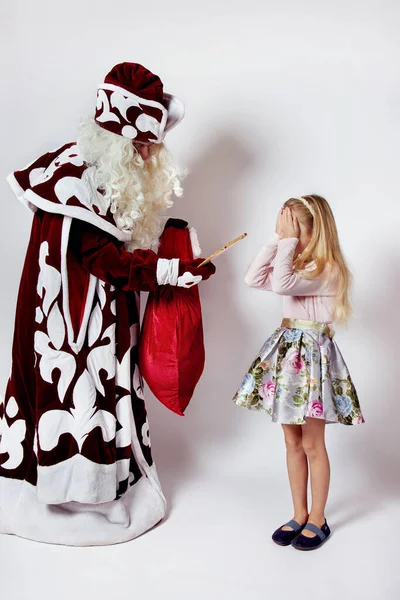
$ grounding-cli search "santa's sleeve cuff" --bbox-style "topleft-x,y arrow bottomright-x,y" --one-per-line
156,258 -> 180,286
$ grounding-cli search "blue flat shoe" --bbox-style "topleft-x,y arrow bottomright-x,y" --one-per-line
291,519 -> 331,551
272,519 -> 305,546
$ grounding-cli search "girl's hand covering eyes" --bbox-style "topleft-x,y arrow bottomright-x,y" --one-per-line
280,207 -> 300,239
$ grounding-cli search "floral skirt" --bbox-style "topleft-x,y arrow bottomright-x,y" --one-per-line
233,319 -> 364,425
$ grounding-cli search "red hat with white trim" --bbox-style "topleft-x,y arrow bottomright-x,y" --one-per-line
94,62 -> 185,144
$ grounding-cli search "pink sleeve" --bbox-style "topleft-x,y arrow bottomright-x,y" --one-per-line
271,238 -> 335,296
244,233 -> 280,290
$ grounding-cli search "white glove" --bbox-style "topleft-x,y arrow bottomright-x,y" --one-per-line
177,272 -> 203,288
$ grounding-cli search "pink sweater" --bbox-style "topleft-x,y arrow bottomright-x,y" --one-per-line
244,233 -> 337,323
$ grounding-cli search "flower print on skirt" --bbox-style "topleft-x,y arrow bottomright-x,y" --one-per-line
233,325 -> 364,425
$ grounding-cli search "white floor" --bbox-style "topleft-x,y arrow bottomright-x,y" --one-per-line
1,465 -> 398,600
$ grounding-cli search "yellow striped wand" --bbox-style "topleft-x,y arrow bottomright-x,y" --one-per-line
197,232 -> 248,267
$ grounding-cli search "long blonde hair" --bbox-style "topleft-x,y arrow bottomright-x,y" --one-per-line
284,195 -> 352,325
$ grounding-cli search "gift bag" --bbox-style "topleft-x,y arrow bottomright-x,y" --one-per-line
139,219 -> 205,415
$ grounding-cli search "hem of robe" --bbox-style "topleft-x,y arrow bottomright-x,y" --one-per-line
0,474 -> 166,546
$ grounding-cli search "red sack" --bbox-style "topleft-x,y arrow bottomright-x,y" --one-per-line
139,219 -> 205,415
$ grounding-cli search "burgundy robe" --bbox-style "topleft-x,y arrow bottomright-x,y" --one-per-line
0,143 -> 169,545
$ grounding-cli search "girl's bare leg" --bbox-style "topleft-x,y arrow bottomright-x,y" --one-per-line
281,424 -> 309,530
300,417 -> 330,537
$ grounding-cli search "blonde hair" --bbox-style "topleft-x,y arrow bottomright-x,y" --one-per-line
284,194 -> 352,325
77,117 -> 184,251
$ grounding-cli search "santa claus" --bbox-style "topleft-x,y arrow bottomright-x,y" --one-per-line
0,62 -> 215,546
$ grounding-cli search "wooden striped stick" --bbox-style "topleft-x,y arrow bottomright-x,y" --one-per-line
197,233 -> 248,267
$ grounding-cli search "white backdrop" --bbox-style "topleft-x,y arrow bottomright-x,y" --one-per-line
0,1 -> 399,599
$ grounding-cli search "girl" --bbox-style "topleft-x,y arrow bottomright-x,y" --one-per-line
233,195 -> 364,551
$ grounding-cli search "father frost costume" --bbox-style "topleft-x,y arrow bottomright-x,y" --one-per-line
0,62 -> 215,546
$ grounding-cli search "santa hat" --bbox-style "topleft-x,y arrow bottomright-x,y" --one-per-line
94,62 -> 185,144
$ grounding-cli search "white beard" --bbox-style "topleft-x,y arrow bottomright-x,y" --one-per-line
77,117 -> 184,251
